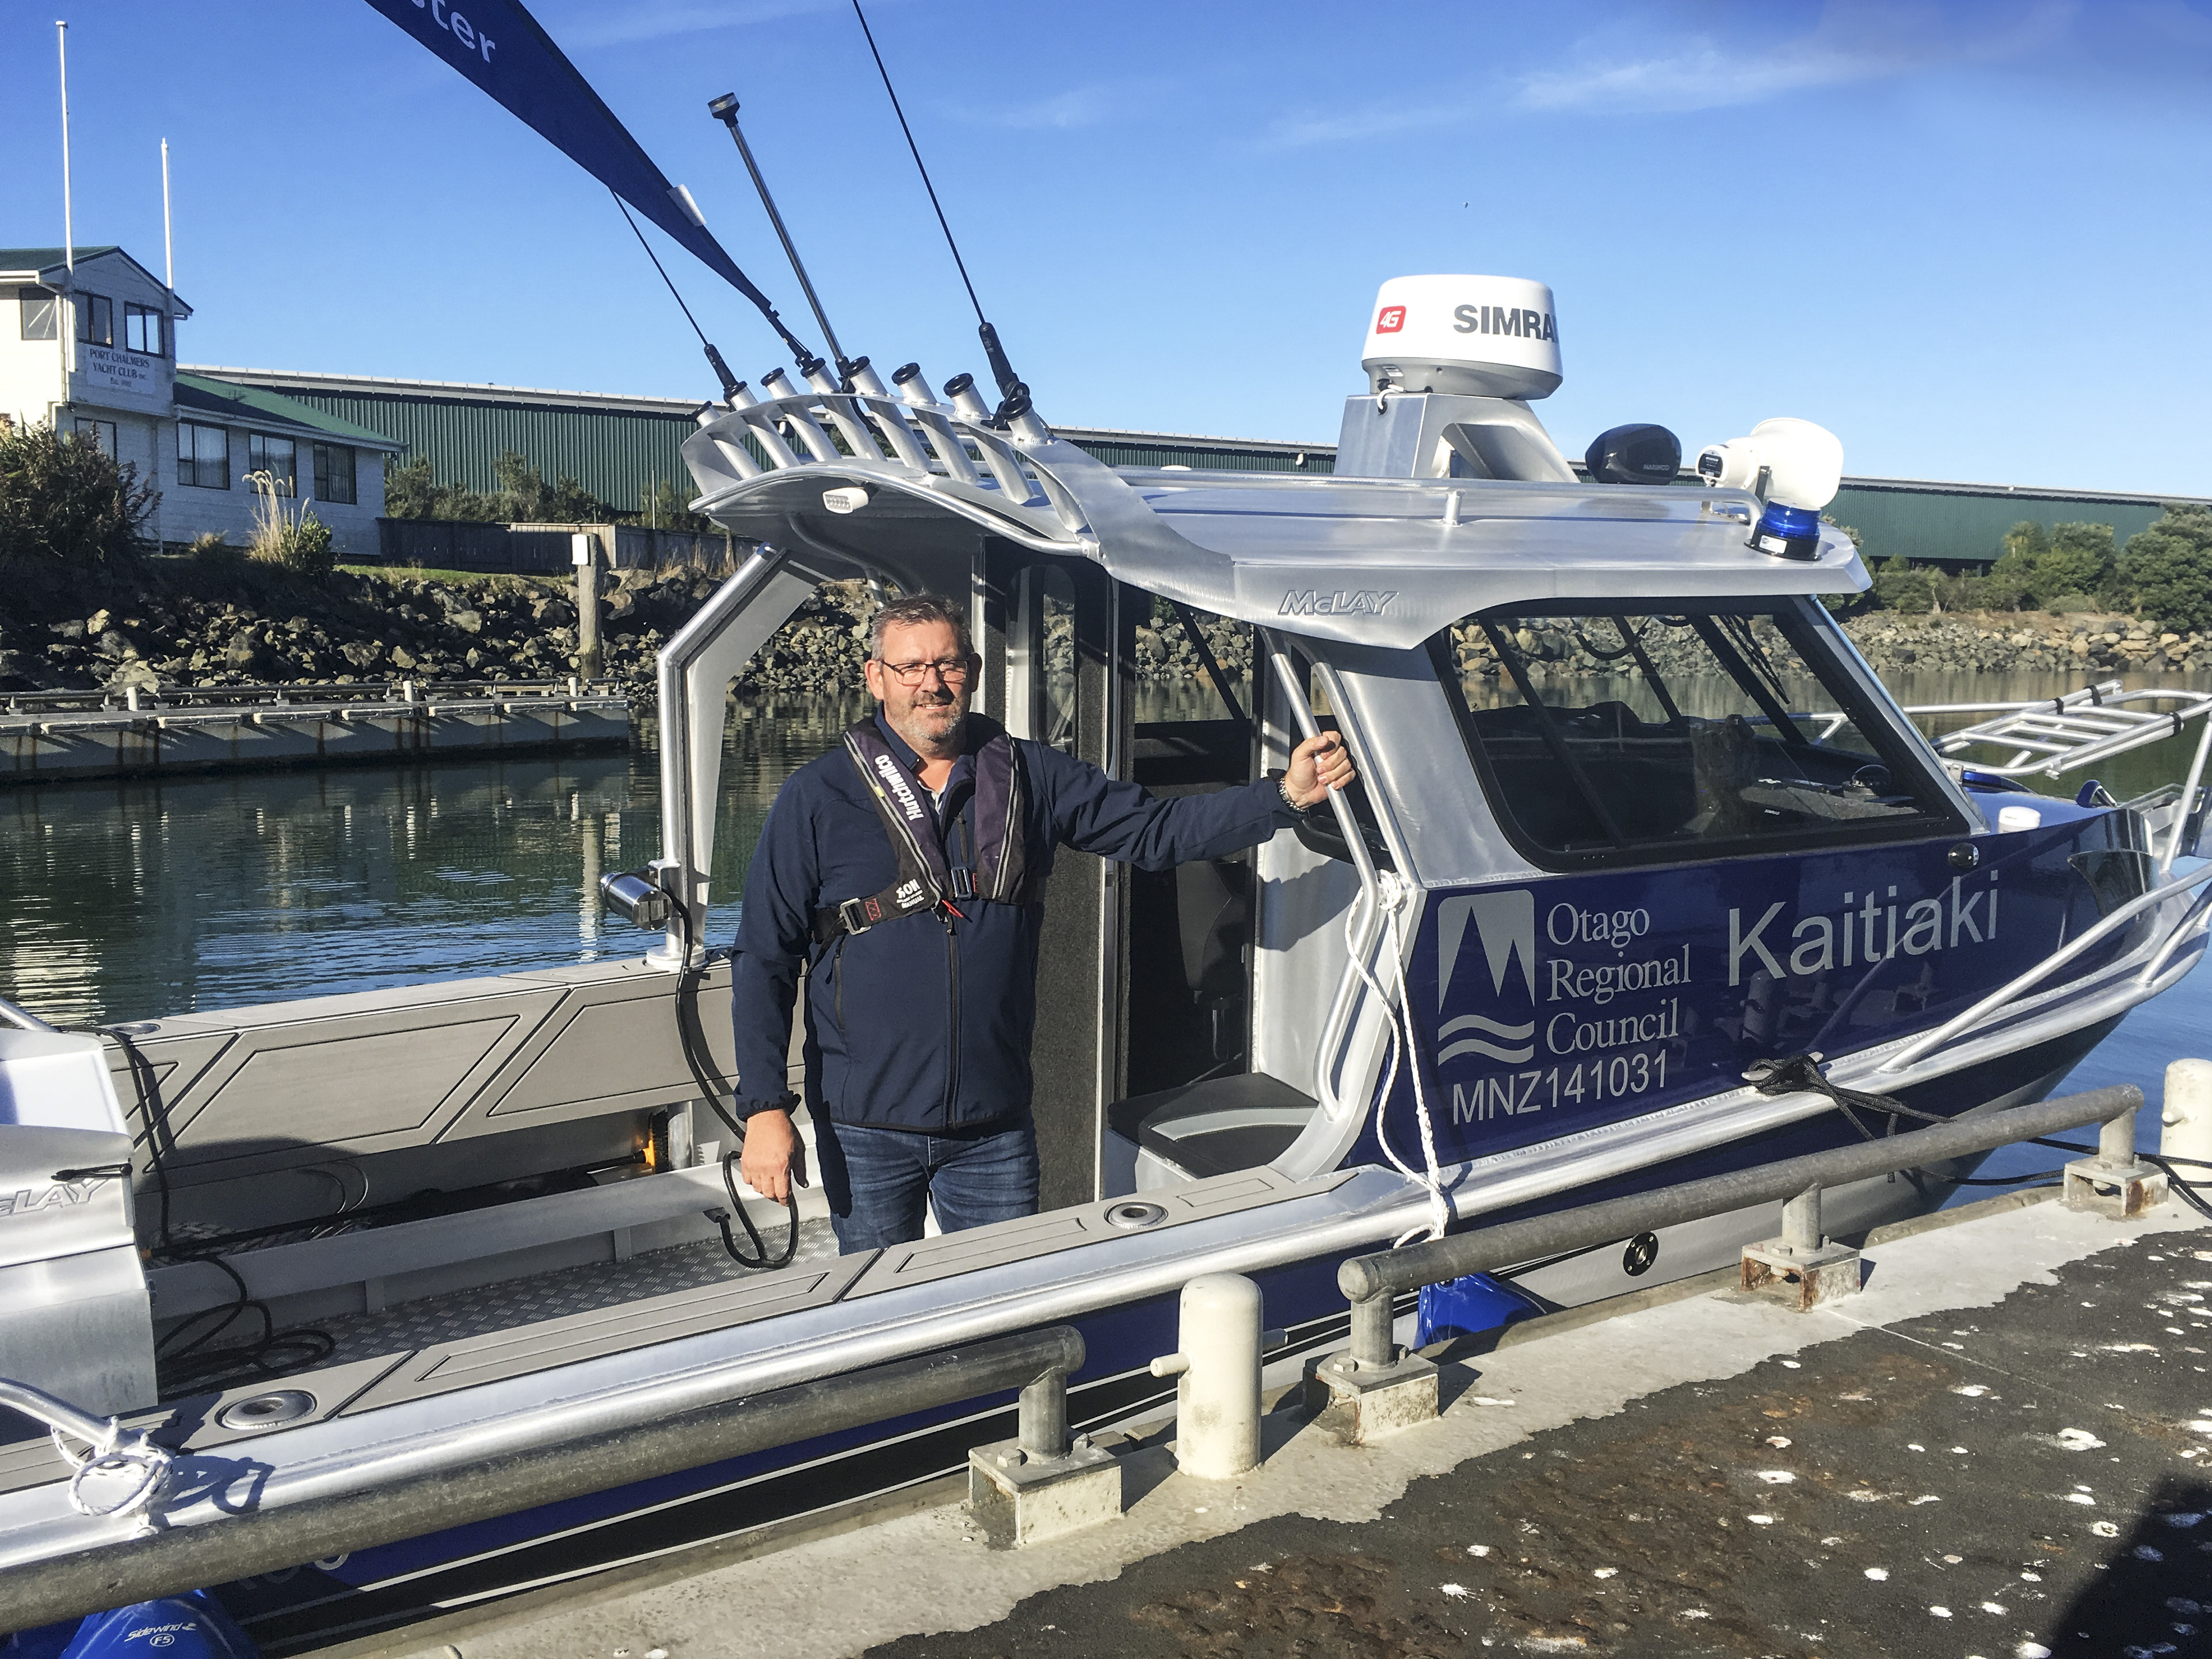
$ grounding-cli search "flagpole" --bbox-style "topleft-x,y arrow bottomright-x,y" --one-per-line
162,139 -> 174,292
56,20 -> 74,383
56,22 -> 72,272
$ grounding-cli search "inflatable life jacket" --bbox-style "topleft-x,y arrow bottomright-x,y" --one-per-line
812,717 -> 1040,942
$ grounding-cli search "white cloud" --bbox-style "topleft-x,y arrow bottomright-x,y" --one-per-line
554,0 -> 840,49
1257,1 -> 2083,147
987,86 -> 1120,130
1517,1 -> 2077,115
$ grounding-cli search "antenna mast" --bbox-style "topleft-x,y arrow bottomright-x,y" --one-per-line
708,94 -> 845,384
850,1 -> 1031,426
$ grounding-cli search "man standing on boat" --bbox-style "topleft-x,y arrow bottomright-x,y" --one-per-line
727,593 -> 1354,1250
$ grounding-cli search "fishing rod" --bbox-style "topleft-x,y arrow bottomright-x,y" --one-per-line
707,93 -> 845,386
849,0 -> 1032,426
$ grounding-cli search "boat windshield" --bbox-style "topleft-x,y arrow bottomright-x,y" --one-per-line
1428,601 -> 1962,868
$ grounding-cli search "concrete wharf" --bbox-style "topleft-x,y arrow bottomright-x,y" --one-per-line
0,680 -> 628,783
349,1188 -> 2212,1659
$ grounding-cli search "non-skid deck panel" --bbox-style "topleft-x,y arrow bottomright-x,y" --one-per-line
340,1242 -> 872,1415
844,1164 -> 1356,1299
0,1353 -> 413,1500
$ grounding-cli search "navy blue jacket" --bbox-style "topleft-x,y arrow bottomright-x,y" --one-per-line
729,713 -> 1296,1133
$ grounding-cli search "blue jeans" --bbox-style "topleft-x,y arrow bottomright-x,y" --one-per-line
815,1118 -> 1040,1252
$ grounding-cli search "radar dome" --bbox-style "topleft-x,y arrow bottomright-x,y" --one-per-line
1360,274 -> 1561,401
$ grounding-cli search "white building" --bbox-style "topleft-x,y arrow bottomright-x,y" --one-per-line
1,246 -> 401,559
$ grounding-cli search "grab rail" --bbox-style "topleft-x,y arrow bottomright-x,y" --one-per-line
0,996 -> 56,1033
1873,859 -> 2212,1074
1261,632 -> 1383,1123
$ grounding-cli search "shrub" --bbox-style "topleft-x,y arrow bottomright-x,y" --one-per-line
2119,504 -> 2212,634
246,471 -> 336,582
1872,555 -> 1935,613
0,419 -> 157,568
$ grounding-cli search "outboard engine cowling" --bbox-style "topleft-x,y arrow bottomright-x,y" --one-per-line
0,1027 -> 155,1415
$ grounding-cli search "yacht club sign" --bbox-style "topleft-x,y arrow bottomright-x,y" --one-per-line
75,344 -> 159,402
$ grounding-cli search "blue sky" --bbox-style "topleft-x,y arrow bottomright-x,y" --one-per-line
4,1 -> 2210,494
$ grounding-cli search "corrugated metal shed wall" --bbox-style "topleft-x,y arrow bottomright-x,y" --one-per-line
267,388 -> 698,509
261,386 -> 1333,506
250,375 -> 2197,569
1825,483 -> 2172,571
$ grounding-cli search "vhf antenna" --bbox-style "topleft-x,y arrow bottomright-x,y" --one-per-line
708,93 -> 845,385
850,1 -> 1031,426
609,192 -> 746,405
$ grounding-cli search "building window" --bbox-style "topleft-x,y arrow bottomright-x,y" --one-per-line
124,304 -> 166,356
178,421 -> 229,490
247,433 -> 296,496
73,293 -> 113,346
313,444 -> 357,506
71,418 -> 116,459
17,287 -> 57,341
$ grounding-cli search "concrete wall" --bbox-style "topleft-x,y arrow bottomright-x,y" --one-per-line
161,430 -> 386,559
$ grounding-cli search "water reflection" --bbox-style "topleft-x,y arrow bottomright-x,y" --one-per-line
2,671 -> 2207,1029
0,693 -> 871,1025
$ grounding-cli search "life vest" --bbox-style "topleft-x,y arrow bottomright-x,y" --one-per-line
813,716 -> 1040,941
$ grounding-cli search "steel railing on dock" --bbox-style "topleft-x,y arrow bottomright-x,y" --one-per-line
0,1325 -> 1084,1632
1334,1084 -> 2145,1368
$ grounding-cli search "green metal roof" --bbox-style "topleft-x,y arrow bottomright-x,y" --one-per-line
174,374 -> 404,449
0,246 -> 123,272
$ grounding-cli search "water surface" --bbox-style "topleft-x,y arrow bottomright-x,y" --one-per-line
3,669 -> 2208,1201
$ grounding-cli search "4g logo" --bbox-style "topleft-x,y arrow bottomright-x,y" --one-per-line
1374,305 -> 1406,334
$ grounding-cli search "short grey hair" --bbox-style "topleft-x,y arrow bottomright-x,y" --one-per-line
868,593 -> 974,660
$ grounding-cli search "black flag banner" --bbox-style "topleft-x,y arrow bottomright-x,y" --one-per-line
361,0 -> 813,361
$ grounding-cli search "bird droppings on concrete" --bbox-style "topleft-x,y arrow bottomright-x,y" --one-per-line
422,1199 -> 2212,1659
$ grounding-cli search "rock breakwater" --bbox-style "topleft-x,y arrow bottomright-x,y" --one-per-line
1,559 -> 2202,704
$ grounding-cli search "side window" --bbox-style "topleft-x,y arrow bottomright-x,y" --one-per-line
247,433 -> 297,495
124,304 -> 166,356
314,444 -> 357,505
1435,604 -> 1959,867
71,418 -> 116,459
17,287 -> 58,341
73,293 -> 113,346
178,421 -> 229,490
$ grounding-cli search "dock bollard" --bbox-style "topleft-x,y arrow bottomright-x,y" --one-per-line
2163,1059 -> 2212,1179
1150,1274 -> 1279,1478
1307,1285 -> 1440,1446
966,1344 -> 1123,1549
2062,1097 -> 2168,1219
1740,1183 -> 1863,1310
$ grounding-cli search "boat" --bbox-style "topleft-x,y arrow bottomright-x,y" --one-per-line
4,261 -> 2211,1651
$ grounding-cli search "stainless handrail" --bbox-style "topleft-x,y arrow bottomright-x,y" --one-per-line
1875,861 -> 2212,1073
0,995 -> 56,1033
1262,632 -> 1385,1124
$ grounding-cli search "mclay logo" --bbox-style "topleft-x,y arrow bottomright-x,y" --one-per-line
1278,590 -> 1396,618
1375,305 -> 1406,334
1433,890 -> 1538,1063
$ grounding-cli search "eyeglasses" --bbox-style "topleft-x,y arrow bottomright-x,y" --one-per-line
876,654 -> 975,687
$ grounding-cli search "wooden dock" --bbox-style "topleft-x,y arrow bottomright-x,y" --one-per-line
0,679 -> 630,783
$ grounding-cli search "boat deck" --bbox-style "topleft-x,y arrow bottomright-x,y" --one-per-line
162,1221 -> 843,1394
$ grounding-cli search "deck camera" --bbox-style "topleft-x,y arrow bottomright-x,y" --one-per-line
600,867 -> 674,930
1695,418 -> 1843,561
1584,424 -> 1681,486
